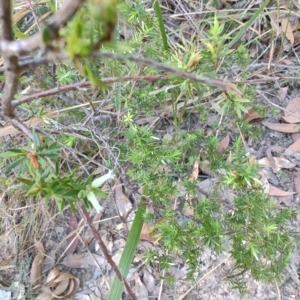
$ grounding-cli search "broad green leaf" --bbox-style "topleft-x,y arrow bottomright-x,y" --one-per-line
0,149 -> 27,158
6,157 -> 27,173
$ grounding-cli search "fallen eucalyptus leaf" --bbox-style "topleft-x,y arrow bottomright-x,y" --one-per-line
262,121 -> 300,133
283,97 -> 300,123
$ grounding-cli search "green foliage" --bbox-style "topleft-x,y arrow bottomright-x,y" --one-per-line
0,131 -> 113,213
121,124 -> 295,284
227,191 -> 295,282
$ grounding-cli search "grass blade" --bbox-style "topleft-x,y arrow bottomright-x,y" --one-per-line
227,0 -> 270,49
152,0 -> 169,50
108,204 -> 146,300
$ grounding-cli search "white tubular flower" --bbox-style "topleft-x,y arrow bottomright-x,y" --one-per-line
87,191 -> 104,213
91,170 -> 115,188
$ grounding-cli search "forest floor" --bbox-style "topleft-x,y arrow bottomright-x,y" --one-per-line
1,0 -> 300,299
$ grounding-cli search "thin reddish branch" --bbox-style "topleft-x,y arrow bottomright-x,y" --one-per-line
80,205 -> 138,300
12,75 -> 168,107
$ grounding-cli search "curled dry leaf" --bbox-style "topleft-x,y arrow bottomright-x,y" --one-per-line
282,97 -> 300,123
52,280 -> 69,298
262,121 -> 300,133
30,241 -> 45,289
217,133 -> 230,153
45,268 -> 61,287
45,268 -> 80,299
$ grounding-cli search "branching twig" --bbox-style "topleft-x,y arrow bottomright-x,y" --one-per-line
0,0 -> 85,138
0,0 -> 84,56
80,205 -> 138,300
18,51 -> 243,96
12,75 -> 168,107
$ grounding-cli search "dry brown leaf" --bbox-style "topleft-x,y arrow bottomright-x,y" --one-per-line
199,160 -> 213,176
60,253 -> 106,268
245,108 -> 261,123
281,18 -> 294,45
262,121 -> 300,133
140,223 -> 156,243
132,272 -> 149,300
0,111 -> 59,137
217,134 -> 230,153
65,278 -> 80,298
30,241 -> 45,289
287,139 -> 300,152
293,171 -> 300,196
44,268 -> 80,299
66,211 -> 78,255
188,161 -> 199,182
35,287 -> 53,300
280,59 -> 294,65
52,280 -> 69,297
45,268 -> 61,286
114,180 -> 133,218
292,132 -> 300,142
259,156 -> 295,171
259,171 -> 270,194
282,97 -> 300,123
134,116 -> 160,126
142,271 -> 156,294
249,45 -> 258,58
277,87 -> 288,102
269,13 -> 281,36
268,185 -> 295,197
182,201 -> 194,217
